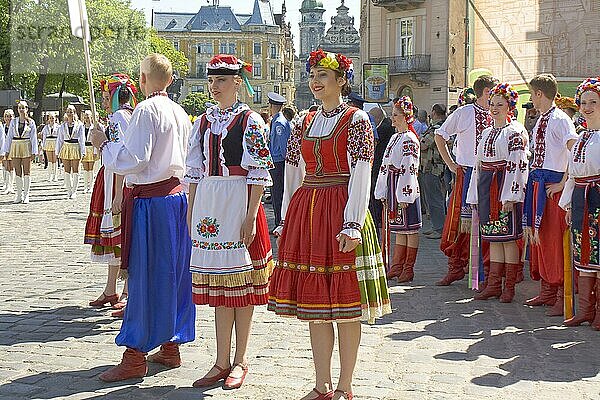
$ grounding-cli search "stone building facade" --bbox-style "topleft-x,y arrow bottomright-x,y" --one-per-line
153,0 -> 295,108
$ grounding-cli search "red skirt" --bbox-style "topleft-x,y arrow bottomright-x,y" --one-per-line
84,166 -> 121,262
268,183 -> 363,321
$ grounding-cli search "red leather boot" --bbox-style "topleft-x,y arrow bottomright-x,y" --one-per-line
546,285 -> 564,317
147,342 -> 181,368
592,278 -> 600,330
436,256 -> 466,286
99,348 -> 147,382
525,280 -> 557,306
500,263 -> 519,303
386,244 -> 406,279
397,246 -> 417,283
564,275 -> 596,326
474,262 -> 504,300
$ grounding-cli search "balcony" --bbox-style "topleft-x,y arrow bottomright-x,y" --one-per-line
372,55 -> 431,74
371,0 -> 425,11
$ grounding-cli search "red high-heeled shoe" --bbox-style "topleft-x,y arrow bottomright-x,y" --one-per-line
89,292 -> 118,308
192,364 -> 231,388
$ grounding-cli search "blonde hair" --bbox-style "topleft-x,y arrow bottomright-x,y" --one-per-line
141,53 -> 173,86
529,74 -> 558,100
65,104 -> 79,121
4,109 -> 14,118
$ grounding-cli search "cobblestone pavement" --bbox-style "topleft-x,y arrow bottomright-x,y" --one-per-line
0,165 -> 599,400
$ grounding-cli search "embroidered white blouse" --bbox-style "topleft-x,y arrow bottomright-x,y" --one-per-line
559,129 -> 600,209
435,103 -> 491,168
184,102 -> 273,186
2,117 -> 38,155
56,121 -> 86,156
467,120 -> 530,205
41,123 -> 59,148
101,95 -> 192,186
278,105 -> 374,240
530,107 -> 578,173
374,130 -> 421,204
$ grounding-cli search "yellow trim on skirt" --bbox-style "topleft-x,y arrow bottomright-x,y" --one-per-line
59,142 -> 82,160
9,140 -> 31,158
81,145 -> 97,162
43,138 -> 57,152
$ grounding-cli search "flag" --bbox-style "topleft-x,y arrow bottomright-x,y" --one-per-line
67,0 -> 91,42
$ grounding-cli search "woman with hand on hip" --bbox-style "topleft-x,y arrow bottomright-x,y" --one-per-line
268,49 -> 391,400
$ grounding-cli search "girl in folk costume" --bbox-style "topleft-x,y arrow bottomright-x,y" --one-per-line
1,109 -> 15,194
84,74 -> 136,315
2,101 -> 38,203
560,77 -> 600,328
523,74 -> 579,316
268,49 -> 391,400
41,113 -> 60,182
81,110 -> 98,193
186,54 -> 274,389
56,104 -> 86,199
375,96 -> 422,283
466,83 -> 530,303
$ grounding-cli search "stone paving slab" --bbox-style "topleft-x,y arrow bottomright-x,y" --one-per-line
0,165 -> 599,399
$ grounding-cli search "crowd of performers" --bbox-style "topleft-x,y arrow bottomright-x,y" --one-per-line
0,102 -> 104,202
2,46 -> 598,399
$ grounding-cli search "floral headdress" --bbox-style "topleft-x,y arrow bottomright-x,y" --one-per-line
207,54 -> 254,95
575,77 -> 600,106
488,82 -> 519,110
458,87 -> 475,106
393,96 -> 415,124
100,73 -> 137,113
306,48 -> 354,81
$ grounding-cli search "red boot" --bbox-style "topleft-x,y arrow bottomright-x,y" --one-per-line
436,255 -> 466,286
546,285 -> 564,317
474,262 -> 504,300
564,275 -> 596,326
397,246 -> 417,283
147,342 -> 181,368
99,348 -> 147,382
592,278 -> 600,331
524,280 -> 557,306
500,263 -> 519,303
478,260 -> 491,292
386,244 -> 406,279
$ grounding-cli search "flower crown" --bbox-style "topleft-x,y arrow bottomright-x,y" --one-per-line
100,73 -> 138,112
306,48 -> 354,81
458,87 -> 475,106
488,83 -> 519,110
575,77 -> 600,106
393,96 -> 415,124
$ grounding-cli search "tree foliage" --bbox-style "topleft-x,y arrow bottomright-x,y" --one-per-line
181,92 -> 212,116
149,29 -> 189,76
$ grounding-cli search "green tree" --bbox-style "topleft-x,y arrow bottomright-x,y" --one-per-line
0,0 -> 10,89
181,92 -> 212,116
148,29 -> 189,76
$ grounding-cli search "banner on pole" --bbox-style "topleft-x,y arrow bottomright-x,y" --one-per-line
67,0 -> 91,42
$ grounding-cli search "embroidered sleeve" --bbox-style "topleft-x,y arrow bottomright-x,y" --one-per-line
285,115 -> 304,167
347,111 -> 374,168
393,135 -> 420,204
184,118 -> 205,184
242,112 -> 274,186
501,125 -> 529,203
374,135 -> 397,201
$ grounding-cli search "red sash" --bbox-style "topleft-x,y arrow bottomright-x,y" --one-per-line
441,167 -> 465,255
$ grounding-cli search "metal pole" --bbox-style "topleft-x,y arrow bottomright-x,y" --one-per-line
78,0 -> 97,125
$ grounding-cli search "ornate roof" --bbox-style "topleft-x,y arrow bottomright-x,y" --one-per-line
300,0 -> 324,11
319,0 -> 360,54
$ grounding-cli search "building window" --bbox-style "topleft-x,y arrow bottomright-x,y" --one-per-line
197,42 -> 212,54
397,18 -> 414,57
228,43 -> 236,53
282,87 -> 287,97
253,86 -> 262,104
220,42 -> 236,54
196,63 -> 207,79
270,64 -> 277,80
254,42 -> 262,55
191,85 -> 204,93
284,67 -> 290,81
273,85 -> 279,94
269,43 -> 278,59
173,40 -> 179,51
253,62 -> 262,78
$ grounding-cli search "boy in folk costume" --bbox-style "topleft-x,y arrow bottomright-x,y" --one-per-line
90,54 -> 195,382
523,74 -> 578,316
434,75 -> 498,286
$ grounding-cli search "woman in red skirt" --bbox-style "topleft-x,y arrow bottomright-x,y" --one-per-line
186,55 -> 274,389
84,74 -> 136,315
268,49 -> 391,400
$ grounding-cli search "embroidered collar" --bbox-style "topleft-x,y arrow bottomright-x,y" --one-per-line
320,103 -> 348,118
206,101 -> 250,125
541,106 -> 556,118
473,102 -> 488,112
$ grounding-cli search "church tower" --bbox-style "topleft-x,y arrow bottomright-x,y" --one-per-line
299,0 -> 326,59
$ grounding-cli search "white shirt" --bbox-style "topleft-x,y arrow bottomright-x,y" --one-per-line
3,117 -> 38,155
467,120 -> 530,204
279,106 -> 373,240
435,103 -> 491,168
56,121 -> 86,156
530,107 -> 578,172
375,130 -> 421,204
102,95 -> 192,186
559,129 -> 600,209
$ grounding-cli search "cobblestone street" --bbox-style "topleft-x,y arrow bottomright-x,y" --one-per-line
0,166 -> 599,399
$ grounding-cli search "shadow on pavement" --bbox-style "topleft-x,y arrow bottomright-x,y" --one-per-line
0,306 -> 117,346
382,278 -> 600,387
